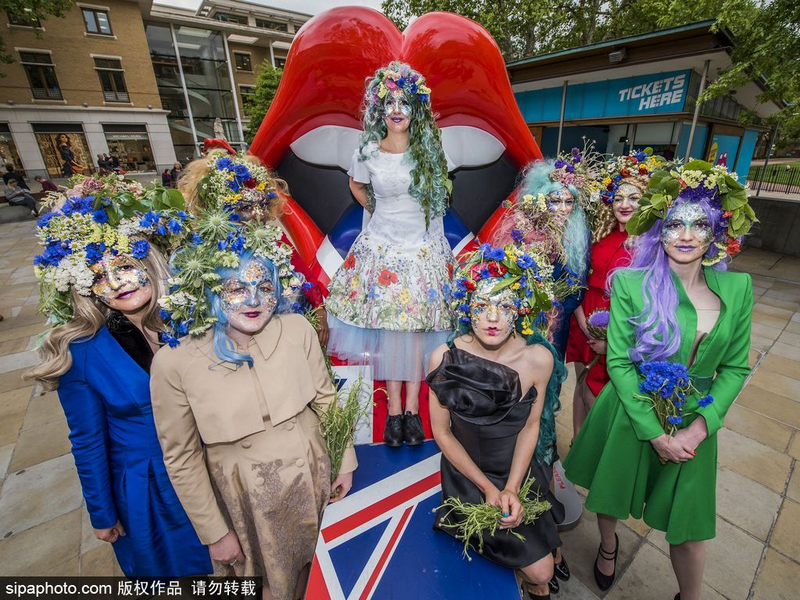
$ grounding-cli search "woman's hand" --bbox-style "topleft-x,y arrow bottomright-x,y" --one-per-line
587,338 -> 607,355
94,521 -> 125,543
329,471 -> 353,503
209,530 -> 245,565
672,418 -> 708,454
498,489 -> 523,529
650,433 -> 695,463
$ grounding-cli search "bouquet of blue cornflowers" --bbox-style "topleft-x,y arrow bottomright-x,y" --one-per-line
637,361 -> 714,439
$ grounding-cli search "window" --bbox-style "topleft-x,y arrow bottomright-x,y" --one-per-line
213,12 -> 247,25
20,52 -> 62,100
7,10 -> 41,27
82,8 -> 113,35
275,56 -> 287,69
94,57 -> 129,102
255,18 -> 288,32
234,52 -> 252,72
240,85 -> 255,114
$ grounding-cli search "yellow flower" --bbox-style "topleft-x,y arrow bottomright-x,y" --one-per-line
603,178 -> 612,186
418,84 -> 431,94
399,287 -> 411,304
256,182 -> 266,191
377,83 -> 387,98
536,193 -> 548,211
399,312 -> 409,323
350,275 -> 360,289
522,328 -> 533,336
512,282 -> 521,290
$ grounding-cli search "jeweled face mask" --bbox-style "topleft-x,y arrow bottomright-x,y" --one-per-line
661,202 -> 715,247
469,278 -> 518,333
547,188 -> 576,214
220,260 -> 278,317
613,182 -> 641,208
90,254 -> 149,301
382,92 -> 412,118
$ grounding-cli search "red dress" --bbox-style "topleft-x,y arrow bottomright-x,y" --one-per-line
565,229 -> 632,396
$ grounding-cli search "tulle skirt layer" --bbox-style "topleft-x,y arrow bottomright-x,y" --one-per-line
327,315 -> 452,381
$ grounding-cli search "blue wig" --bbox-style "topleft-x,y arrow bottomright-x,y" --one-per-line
519,160 -> 590,278
208,252 -> 287,368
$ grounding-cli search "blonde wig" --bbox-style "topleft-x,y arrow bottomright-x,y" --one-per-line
26,246 -> 172,391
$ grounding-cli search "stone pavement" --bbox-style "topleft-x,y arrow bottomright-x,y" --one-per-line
0,218 -> 797,599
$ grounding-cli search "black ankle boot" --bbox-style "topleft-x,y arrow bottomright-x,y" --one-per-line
383,414 -> 403,447
403,411 -> 425,446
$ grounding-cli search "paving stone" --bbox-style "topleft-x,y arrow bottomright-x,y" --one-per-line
718,428 -> 792,494
749,369 -> 800,402
789,434 -> 800,460
752,311 -> 791,330
0,386 -> 33,418
753,303 -> 794,320
0,509 -> 81,576
769,341 -> 800,362
555,576 -> 600,600
723,404 -> 793,452
558,509 -> 642,598
79,543 -> 118,577
750,335 -> 775,352
0,368 -> 32,395
770,498 -> 800,562
759,354 -> 800,380
80,505 -> 106,555
750,295 -> 800,313
0,453 -> 82,537
777,330 -> 800,348
786,467 -> 800,503
751,323 -> 785,341
8,418 -> 71,472
21,391 -> 65,431
41,556 -> 80,576
716,466 -> 782,541
0,322 -> 48,344
737,385 -> 800,428
0,410 -> 24,447
748,348 -> 762,368
621,516 -> 651,538
0,443 -> 12,483
751,548 -> 800,600
785,320 -> 800,335
606,541 -> 725,600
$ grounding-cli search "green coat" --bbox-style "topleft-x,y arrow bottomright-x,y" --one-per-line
563,267 -> 753,544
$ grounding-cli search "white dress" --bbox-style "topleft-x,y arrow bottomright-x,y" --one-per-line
325,144 -> 455,381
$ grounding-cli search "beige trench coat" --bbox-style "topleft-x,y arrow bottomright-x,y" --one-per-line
150,314 -> 357,598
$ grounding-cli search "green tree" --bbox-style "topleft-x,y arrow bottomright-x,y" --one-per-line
244,62 -> 282,144
1,0 -> 72,70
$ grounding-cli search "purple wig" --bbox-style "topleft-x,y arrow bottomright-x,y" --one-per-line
612,196 -> 729,362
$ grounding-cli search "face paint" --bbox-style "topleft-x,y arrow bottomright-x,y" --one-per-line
90,254 -> 149,301
613,182 -> 641,208
469,278 -> 518,341
220,260 -> 278,318
661,202 -> 714,247
383,91 -> 412,118
547,188 -> 576,215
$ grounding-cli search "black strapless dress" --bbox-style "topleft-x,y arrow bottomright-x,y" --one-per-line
426,343 -> 562,568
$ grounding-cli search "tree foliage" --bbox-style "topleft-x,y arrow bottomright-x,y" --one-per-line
382,0 -> 799,139
244,62 -> 282,144
0,0 -> 72,68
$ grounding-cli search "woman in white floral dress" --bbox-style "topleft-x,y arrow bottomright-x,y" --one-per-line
326,61 -> 455,447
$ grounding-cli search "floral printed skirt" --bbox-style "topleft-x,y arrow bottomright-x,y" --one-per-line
325,228 -> 455,381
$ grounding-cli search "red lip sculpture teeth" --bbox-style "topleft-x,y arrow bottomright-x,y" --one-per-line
249,7 -> 541,266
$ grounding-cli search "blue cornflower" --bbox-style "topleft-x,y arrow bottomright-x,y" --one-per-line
419,94 -> 429,103
176,211 -> 188,221
517,254 -> 534,269
161,331 -> 180,348
233,164 -> 249,178
229,213 -> 241,223
139,211 -> 158,228
291,302 -> 302,313
131,240 -> 150,259
36,212 -> 57,228
159,309 -> 170,320
534,310 -> 547,325
458,304 -> 470,313
92,210 -> 109,224
176,321 -> 190,336
427,288 -> 438,301
215,157 -> 234,171
230,235 -> 245,255
167,219 -> 183,234
554,159 -> 565,169
453,290 -> 465,299
479,267 -> 490,279
667,415 -> 682,425
698,394 -> 714,407
190,233 -> 203,245
156,223 -> 167,236
85,242 -> 106,265
226,178 -> 240,192
218,239 -> 228,251
510,228 -> 524,243
396,77 -> 406,88
486,247 -> 506,261
565,164 -> 575,174
459,316 -> 470,324
478,243 -> 492,254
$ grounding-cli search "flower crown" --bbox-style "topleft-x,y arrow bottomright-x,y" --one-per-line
626,160 -> 757,260
601,148 -> 664,205
158,208 -> 306,346
368,62 -> 432,108
452,243 -> 564,337
199,151 -> 279,218
551,141 -> 606,207
33,185 -> 190,326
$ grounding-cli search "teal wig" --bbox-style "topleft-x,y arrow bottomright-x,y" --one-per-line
358,61 -> 450,228
519,160 -> 590,278
527,330 -> 565,466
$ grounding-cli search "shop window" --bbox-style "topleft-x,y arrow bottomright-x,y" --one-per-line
213,12 -> 247,25
82,8 -> 113,36
255,18 -> 288,32
234,52 -> 252,72
94,57 -> 129,103
19,52 -> 62,100
275,56 -> 286,69
6,10 -> 41,27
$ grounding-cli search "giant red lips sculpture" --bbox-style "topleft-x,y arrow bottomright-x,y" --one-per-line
249,6 -> 541,283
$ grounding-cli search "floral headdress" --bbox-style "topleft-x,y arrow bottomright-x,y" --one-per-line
551,141 -> 606,208
158,208 -> 306,346
198,150 -> 280,219
626,160 -> 757,261
33,184 -> 190,326
452,243 -> 563,337
367,62 -> 432,109
601,148 -> 665,204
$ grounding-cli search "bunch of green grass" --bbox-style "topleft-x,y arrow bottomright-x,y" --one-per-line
317,375 -> 373,481
437,475 -> 552,560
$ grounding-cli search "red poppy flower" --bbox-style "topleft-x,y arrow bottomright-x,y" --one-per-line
378,269 -> 398,286
464,279 -> 476,291
487,262 -> 507,277
726,236 -> 741,255
244,178 -> 258,189
447,263 -> 454,278
343,254 -> 356,269
630,157 -> 638,164
722,211 -> 733,218
639,168 -> 648,175
620,167 -> 631,178
607,184 -> 614,191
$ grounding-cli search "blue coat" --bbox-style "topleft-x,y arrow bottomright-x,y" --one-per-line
58,327 -> 212,577
551,260 -> 585,360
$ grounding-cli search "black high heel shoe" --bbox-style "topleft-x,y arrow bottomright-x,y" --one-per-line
593,533 -> 619,591
553,550 -> 570,581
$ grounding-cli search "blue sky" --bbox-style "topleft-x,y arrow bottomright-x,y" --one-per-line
156,0 -> 384,15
